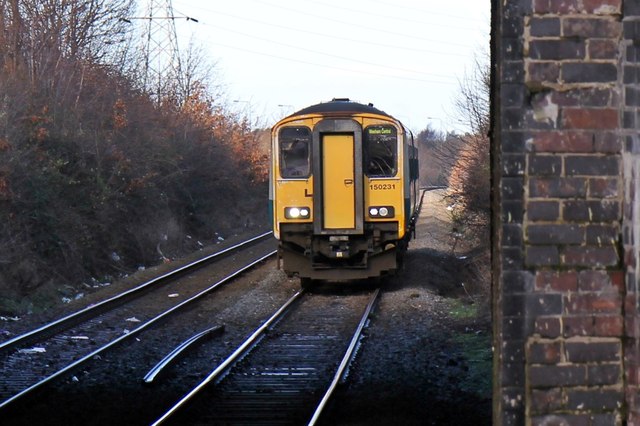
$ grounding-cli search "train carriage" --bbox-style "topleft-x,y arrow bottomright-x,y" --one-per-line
270,98 -> 419,285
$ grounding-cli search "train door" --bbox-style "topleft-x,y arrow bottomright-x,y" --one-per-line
322,134 -> 355,229
312,120 -> 364,235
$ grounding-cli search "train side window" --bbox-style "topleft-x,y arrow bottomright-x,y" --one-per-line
279,127 -> 311,178
364,125 -> 397,177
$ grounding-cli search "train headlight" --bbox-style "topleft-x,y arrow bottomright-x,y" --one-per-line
285,207 -> 311,219
368,206 -> 395,218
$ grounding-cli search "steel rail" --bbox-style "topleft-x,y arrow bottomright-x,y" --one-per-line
143,325 -> 225,385
307,287 -> 380,426
151,289 -> 305,426
0,250 -> 276,411
0,231 -> 272,355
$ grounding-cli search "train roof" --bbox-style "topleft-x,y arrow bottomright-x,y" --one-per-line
288,98 -> 393,119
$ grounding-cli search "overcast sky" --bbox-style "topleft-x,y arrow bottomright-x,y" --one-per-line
163,0 -> 490,133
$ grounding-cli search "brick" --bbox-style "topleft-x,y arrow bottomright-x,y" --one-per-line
564,316 -> 595,337
529,364 -> 587,387
527,131 -> 594,153
530,39 -> 585,60
535,316 -> 562,337
565,155 -> 619,176
501,410 -> 524,425
625,305 -> 640,336
503,316 -> 525,340
592,414 -> 623,426
625,44 -> 640,63
624,110 -> 636,128
533,0 -> 580,14
532,415 -> 589,426
528,224 -> 584,245
588,39 -> 619,60
623,338 -> 640,362
502,177 -> 524,200
502,361 -> 525,387
526,294 -> 563,316
530,388 -> 564,413
502,60 -> 525,84
528,340 -> 562,364
503,247 -> 524,270
562,108 -> 619,130
588,178 -> 619,198
535,270 -> 578,292
528,155 -> 561,176
502,37 -> 524,61
587,364 -> 622,385
624,248 -> 637,271
503,295 -> 526,317
504,108 -> 528,129
594,315 -> 624,336
624,1 -> 640,15
566,388 -> 623,411
565,340 -> 621,363
526,246 -> 560,266
503,200 -> 524,223
562,62 -> 618,83
626,85 -> 640,107
530,17 -> 561,36
503,224 -> 523,246
583,0 -> 622,14
527,201 -> 560,221
563,200 -> 620,222
562,246 -> 619,267
578,270 -> 615,291
609,271 -> 625,291
563,17 -> 622,38
503,270 -> 534,293
530,177 -> 586,198
586,224 -> 619,245
501,388 -> 525,411
527,62 -> 560,84
597,132 -> 624,155
564,292 -> 622,314
502,84 -> 526,108
623,64 -> 640,85
625,358 -> 640,386
503,153 -> 525,176
504,340 -> 525,364
552,88 -> 613,107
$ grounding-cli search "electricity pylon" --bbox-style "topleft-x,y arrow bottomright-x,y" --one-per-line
132,0 -> 197,102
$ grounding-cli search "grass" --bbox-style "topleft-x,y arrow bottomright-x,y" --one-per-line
447,298 -> 480,320
443,297 -> 493,398
451,331 -> 493,397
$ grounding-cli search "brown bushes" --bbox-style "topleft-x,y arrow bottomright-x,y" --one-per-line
0,0 -> 269,314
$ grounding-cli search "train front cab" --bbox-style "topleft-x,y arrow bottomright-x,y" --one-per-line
271,111 -> 418,283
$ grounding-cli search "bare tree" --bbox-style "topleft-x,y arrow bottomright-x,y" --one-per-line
446,52 -> 491,245
455,54 -> 490,136
0,0 -> 133,84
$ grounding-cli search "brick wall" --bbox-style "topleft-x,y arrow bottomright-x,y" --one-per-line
622,2 -> 640,423
492,0 -> 638,424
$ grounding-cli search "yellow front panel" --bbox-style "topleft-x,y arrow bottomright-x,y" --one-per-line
365,177 -> 405,236
275,178 -> 313,224
322,134 -> 355,229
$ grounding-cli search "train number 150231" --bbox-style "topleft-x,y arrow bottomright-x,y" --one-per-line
369,183 -> 396,190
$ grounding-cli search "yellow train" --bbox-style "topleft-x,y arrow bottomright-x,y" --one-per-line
270,98 -> 419,285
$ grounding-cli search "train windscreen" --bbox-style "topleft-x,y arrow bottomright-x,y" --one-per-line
279,127 -> 311,178
364,125 -> 397,177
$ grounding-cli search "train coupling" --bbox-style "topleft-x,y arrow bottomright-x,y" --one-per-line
329,235 -> 350,258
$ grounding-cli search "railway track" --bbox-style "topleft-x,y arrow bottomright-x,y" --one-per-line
154,287 -> 380,425
0,232 -> 276,411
